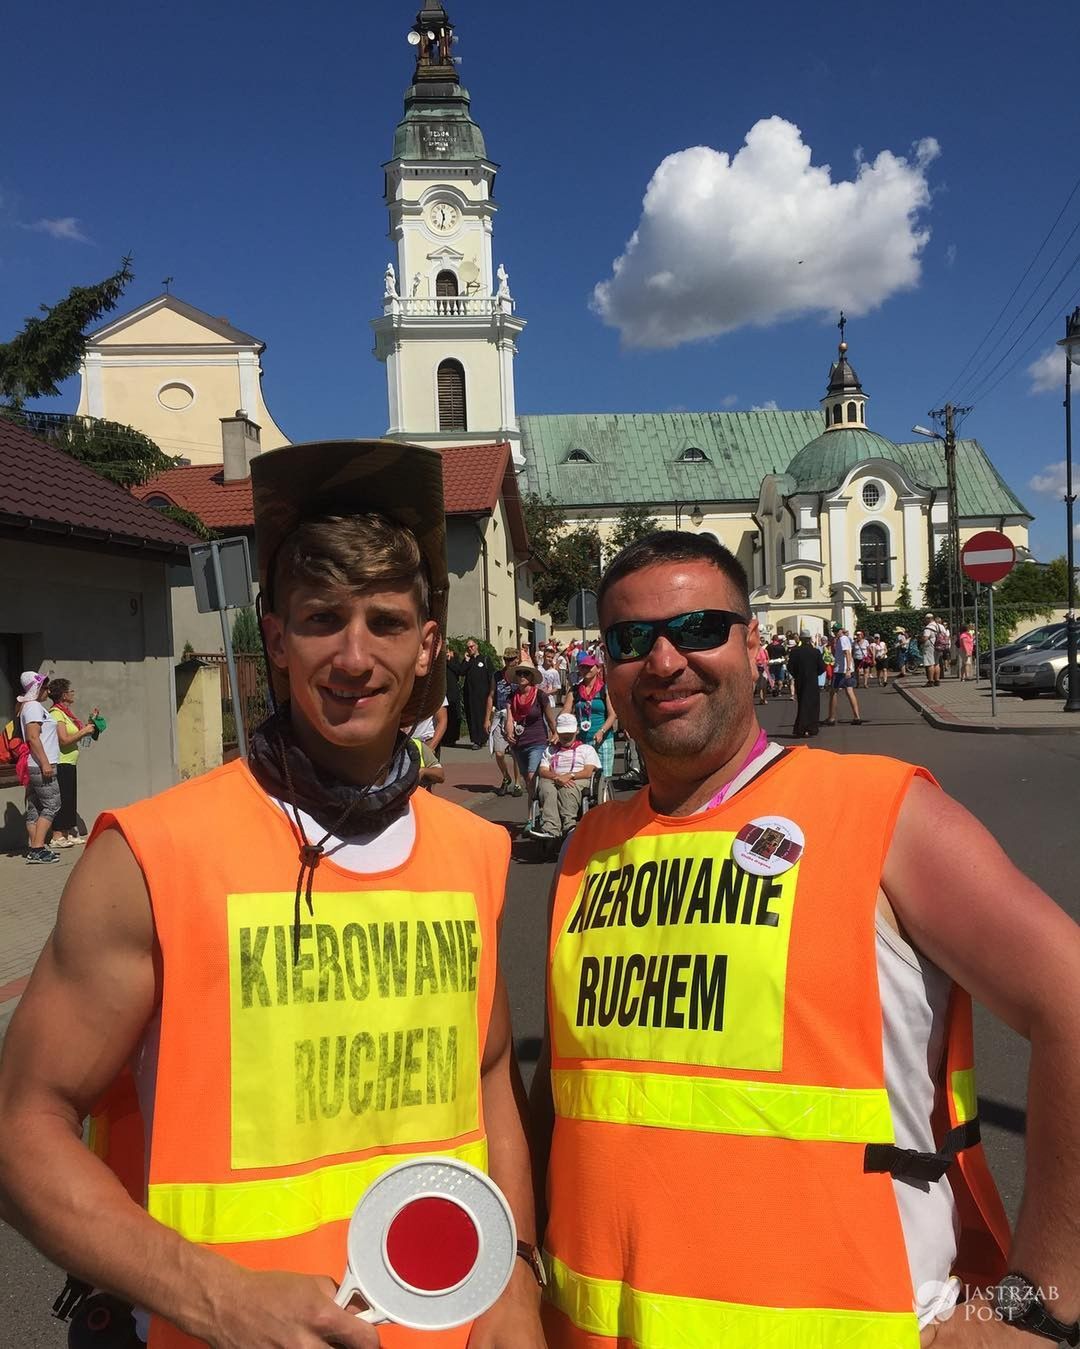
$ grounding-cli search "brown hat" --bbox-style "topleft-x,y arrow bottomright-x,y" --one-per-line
509,663 -> 542,686
251,439 -> 450,724
502,646 -> 519,661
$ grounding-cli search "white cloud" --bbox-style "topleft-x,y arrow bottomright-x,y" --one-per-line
1027,347 -> 1065,395
944,243 -> 957,267
721,393 -> 738,408
1029,461 -> 1066,495
30,216 -> 90,243
751,399 -> 780,412
592,117 -> 940,349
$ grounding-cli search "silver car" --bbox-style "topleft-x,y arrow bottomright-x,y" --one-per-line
996,630 -> 1075,698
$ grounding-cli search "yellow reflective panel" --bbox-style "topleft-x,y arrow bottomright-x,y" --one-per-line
227,890 -> 482,1169
551,830 -> 798,1074
148,1138 -> 488,1245
544,1253 -> 919,1348
951,1068 -> 978,1124
552,1068 -> 894,1144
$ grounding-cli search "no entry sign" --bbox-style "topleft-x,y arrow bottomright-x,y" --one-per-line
961,530 -> 1016,584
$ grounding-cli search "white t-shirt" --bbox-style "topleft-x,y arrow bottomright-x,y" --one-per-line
19,700 -> 60,765
541,741 -> 600,777
540,666 -> 562,696
411,696 -> 448,744
833,633 -> 854,673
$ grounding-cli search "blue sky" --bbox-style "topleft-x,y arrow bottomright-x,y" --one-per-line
5,1 -> 1080,559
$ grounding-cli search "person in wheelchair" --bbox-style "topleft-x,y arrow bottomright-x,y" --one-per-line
529,713 -> 601,840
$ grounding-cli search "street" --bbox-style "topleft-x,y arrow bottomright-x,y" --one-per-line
3,682 -> 1077,1343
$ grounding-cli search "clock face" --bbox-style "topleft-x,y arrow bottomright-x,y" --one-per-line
428,202 -> 460,234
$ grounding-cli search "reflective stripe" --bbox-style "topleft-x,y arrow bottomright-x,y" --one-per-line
553,1068 -> 895,1145
147,1138 -> 487,1245
544,1252 -> 919,1348
951,1067 -> 977,1124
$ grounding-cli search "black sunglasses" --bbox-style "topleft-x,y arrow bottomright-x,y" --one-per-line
603,609 -> 750,663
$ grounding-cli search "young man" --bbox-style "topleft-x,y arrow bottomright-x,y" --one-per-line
827,622 -> 862,725
532,713 -> 601,840
532,531 -> 1080,1348
0,441 -> 544,1349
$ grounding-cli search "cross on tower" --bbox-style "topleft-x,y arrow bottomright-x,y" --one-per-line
837,311 -> 846,345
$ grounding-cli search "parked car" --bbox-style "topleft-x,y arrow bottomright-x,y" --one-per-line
995,630 -> 1074,698
978,620 -> 1066,678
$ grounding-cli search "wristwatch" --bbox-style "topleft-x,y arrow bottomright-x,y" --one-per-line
992,1272 -> 1080,1344
516,1241 -> 548,1288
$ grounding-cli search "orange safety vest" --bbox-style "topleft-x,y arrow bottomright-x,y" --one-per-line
543,747 -> 1009,1348
86,758 -> 507,1349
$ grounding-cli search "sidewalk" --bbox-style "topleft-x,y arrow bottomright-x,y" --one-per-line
893,674 -> 1080,734
0,746 -> 514,1042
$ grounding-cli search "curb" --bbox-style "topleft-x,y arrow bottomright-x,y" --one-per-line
893,681 -> 1080,735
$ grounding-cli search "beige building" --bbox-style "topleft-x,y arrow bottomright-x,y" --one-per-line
76,294 -> 289,466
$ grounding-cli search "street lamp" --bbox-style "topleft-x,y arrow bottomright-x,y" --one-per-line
1056,305 -> 1080,712
673,503 -> 705,529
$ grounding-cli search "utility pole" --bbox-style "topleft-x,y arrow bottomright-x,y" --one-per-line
929,402 -> 970,658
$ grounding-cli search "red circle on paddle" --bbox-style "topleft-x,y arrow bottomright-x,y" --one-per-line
385,1196 -> 480,1292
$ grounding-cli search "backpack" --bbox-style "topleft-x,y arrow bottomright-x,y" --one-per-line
0,718 -> 24,765
934,624 -> 951,652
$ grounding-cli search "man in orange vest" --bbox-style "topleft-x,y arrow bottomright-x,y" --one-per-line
532,530 -> 1080,1348
0,441 -> 546,1349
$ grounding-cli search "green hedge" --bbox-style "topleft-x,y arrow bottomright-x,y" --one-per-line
854,602 -> 1054,654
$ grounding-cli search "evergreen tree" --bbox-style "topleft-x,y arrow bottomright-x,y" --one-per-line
896,574 -> 913,608
232,607 -> 263,655
0,258 -> 134,407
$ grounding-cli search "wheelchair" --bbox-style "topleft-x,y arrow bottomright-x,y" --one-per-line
525,768 -> 611,858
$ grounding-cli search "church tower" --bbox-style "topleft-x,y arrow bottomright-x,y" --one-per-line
372,6 -> 526,463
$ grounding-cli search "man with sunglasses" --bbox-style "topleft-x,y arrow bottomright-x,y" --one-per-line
532,531 -> 1080,1348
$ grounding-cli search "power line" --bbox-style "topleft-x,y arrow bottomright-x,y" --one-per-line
954,213 -> 1080,405
940,170 -> 1080,404
964,285 -> 1080,407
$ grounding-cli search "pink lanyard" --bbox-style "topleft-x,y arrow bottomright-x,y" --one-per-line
703,728 -> 769,811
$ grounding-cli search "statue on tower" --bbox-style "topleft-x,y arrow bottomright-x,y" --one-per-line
496,263 -> 511,299
384,262 -> 399,299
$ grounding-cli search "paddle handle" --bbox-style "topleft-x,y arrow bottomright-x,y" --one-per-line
335,1271 -> 385,1324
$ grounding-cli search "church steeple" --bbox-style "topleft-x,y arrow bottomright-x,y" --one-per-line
821,312 -> 869,431
393,5 -> 487,163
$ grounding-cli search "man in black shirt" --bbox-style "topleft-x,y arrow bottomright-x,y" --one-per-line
787,632 -> 826,737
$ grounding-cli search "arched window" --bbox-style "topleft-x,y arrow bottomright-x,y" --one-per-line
833,403 -> 843,425
860,523 -> 890,586
435,270 -> 458,297
437,359 -> 467,431
565,448 -> 592,464
859,405 -> 865,423
680,446 -> 708,463
847,401 -> 858,422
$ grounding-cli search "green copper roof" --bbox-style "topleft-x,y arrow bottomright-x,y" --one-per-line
786,427 -> 900,491
391,82 -> 488,162
519,413 -> 1031,521
520,410 -> 825,505
897,438 -> 1032,519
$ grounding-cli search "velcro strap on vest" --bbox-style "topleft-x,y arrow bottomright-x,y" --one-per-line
864,1118 -> 981,1182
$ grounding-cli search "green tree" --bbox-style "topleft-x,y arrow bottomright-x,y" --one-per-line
231,607 -> 263,655
922,536 -> 976,611
996,556 -> 1069,606
52,415 -> 176,488
607,504 -> 660,555
521,491 -> 602,624
0,257 -> 134,407
896,574 -> 913,608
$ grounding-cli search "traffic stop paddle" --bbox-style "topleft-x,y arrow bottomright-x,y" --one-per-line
335,1157 -> 517,1331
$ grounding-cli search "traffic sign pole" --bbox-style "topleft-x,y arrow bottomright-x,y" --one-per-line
988,584 -> 997,718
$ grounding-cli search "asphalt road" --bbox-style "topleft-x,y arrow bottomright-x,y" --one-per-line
3,682 -> 1076,1344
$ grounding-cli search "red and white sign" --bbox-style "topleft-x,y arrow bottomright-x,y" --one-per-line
335,1156 -> 517,1331
961,530 -> 1016,584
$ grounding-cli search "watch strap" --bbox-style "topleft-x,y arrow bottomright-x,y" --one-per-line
1002,1272 -> 1080,1345
516,1241 -> 548,1289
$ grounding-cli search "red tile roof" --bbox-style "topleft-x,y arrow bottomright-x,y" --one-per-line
133,463 -> 254,529
0,416 -> 198,555
137,441 -> 530,554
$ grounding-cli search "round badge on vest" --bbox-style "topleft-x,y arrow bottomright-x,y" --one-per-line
732,816 -> 805,877
335,1157 -> 516,1331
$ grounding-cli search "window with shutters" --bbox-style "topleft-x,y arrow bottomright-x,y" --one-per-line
437,360 -> 467,431
860,523 -> 890,586
435,270 -> 458,297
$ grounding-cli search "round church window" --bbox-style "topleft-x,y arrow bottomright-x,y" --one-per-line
158,381 -> 195,411
861,482 -> 881,509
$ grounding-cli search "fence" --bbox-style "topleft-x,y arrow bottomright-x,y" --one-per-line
190,652 -> 270,750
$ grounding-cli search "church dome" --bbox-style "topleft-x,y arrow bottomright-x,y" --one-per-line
786,426 -> 906,492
